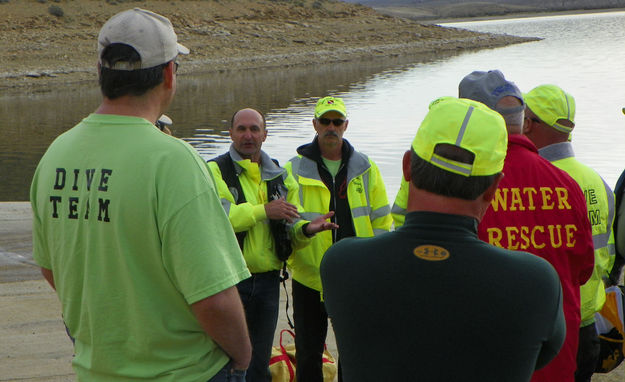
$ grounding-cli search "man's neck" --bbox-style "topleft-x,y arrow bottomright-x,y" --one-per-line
246,154 -> 262,164
407,187 -> 485,221
528,126 -> 569,149
319,142 -> 342,161
95,95 -> 162,125
233,149 -> 263,164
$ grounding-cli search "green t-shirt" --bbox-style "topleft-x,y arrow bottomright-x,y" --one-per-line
322,157 -> 341,177
31,114 -> 250,381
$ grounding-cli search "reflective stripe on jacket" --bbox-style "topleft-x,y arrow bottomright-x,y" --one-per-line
207,146 -> 309,274
286,145 -> 392,292
540,142 -> 615,324
392,176 -> 410,229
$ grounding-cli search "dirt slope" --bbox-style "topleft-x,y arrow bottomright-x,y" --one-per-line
0,0 -> 535,93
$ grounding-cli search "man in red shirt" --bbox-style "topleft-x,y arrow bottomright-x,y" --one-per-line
461,70 -> 595,381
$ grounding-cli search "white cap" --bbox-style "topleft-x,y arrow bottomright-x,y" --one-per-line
157,114 -> 173,126
98,8 -> 190,70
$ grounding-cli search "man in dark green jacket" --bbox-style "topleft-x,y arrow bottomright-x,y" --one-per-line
321,97 -> 566,382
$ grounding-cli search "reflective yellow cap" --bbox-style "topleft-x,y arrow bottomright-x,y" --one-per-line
314,96 -> 347,119
524,84 -> 575,134
412,97 -> 508,177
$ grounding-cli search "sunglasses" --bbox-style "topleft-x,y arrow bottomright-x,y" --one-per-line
317,118 -> 345,126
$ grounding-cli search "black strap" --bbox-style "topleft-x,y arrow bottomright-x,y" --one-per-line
210,153 -> 247,249
266,159 -> 293,261
280,263 -> 295,330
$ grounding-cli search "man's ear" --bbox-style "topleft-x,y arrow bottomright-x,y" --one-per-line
523,115 -> 531,135
163,61 -> 175,90
483,173 -> 504,203
402,150 -> 412,182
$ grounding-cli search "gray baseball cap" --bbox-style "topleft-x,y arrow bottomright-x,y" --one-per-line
458,70 -> 524,112
98,8 -> 189,70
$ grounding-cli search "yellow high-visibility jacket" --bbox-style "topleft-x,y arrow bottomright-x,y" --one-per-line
207,147 -> 310,274
540,142 -> 615,325
285,139 -> 392,292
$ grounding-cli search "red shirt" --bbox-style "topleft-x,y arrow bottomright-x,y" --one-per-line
478,134 -> 594,381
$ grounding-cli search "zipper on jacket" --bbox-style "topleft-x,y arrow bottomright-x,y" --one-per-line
331,174 -> 337,243
321,161 -> 344,244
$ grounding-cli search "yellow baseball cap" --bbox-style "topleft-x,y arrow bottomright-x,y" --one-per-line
412,97 -> 508,177
524,84 -> 575,134
314,96 -> 347,118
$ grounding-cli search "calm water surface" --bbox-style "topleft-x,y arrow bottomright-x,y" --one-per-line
2,11 -> 624,201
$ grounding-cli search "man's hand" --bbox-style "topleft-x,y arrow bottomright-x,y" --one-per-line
265,197 -> 300,223
304,211 -> 339,236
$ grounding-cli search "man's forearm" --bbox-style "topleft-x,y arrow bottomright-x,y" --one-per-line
191,285 -> 251,370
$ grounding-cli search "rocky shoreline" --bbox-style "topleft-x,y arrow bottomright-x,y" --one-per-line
0,0 -> 537,95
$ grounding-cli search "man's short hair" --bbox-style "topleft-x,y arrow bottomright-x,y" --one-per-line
410,146 -> 500,200
99,43 -> 167,99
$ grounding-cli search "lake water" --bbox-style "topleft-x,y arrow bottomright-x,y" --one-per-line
2,11 -> 624,202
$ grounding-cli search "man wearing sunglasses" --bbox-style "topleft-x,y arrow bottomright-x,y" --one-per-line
30,8 -> 251,382
285,96 -> 393,382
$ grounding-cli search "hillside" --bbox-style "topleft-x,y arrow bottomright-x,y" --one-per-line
346,0 -> 625,9
0,0 -> 536,94
342,0 -> 625,20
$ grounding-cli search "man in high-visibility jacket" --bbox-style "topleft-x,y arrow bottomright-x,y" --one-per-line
524,85 -> 616,382
207,108 -> 337,382
285,96 -> 392,382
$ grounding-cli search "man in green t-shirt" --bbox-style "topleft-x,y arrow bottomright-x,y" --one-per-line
30,8 -> 251,381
